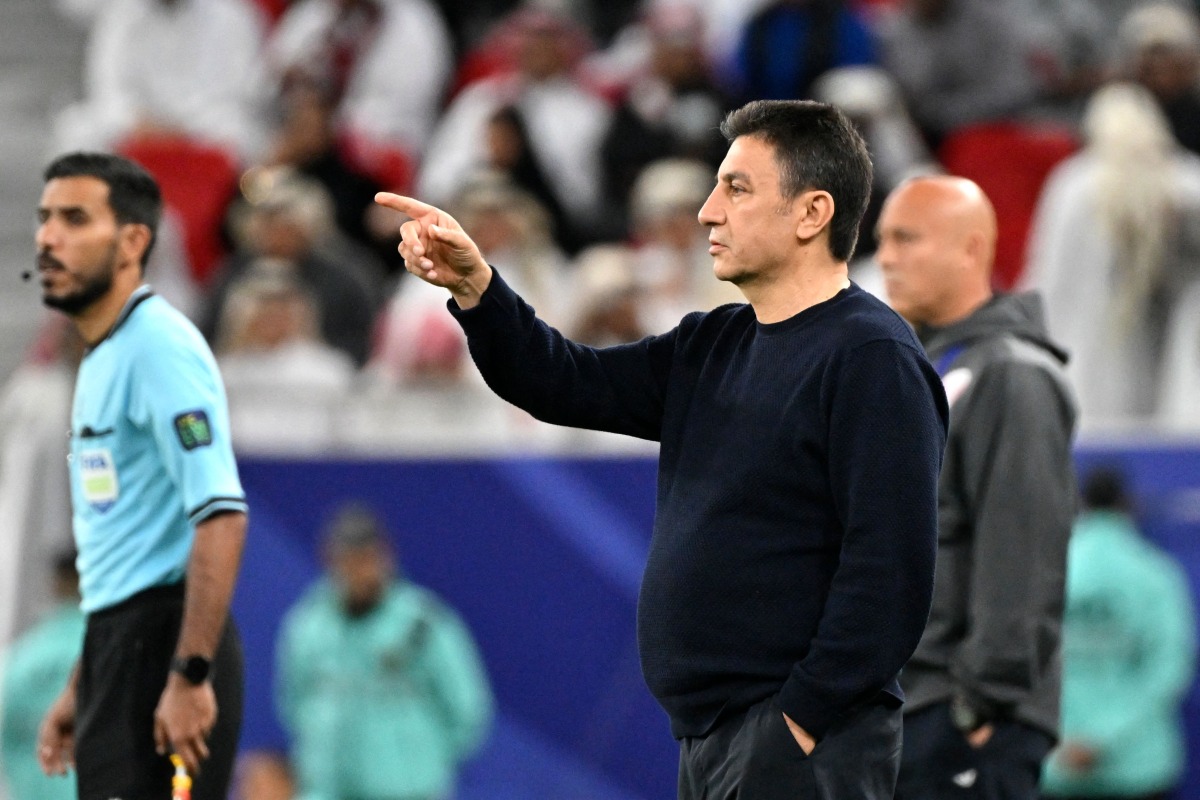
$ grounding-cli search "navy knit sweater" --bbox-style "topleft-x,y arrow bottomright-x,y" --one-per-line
450,271 -> 948,740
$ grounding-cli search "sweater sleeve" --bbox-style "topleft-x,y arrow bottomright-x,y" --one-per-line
448,270 -> 675,441
777,339 -> 947,738
948,360 -> 1076,716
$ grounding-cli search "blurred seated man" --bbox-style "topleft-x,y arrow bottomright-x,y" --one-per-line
876,0 -> 1042,145
1117,2 -> 1200,155
624,159 -> 743,334
54,0 -> 266,160
730,0 -> 876,104
418,5 -> 612,243
568,244 -> 649,347
1041,468 -> 1197,800
370,173 -> 569,385
599,5 -> 730,240
215,266 -> 356,453
276,504 -> 494,800
263,0 -> 453,163
1,551 -> 85,800
204,170 -> 382,367
215,266 -> 356,394
260,80 -> 397,272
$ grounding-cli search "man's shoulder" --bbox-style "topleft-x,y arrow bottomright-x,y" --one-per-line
284,580 -> 340,622
967,334 -> 1072,388
835,289 -> 924,352
123,296 -> 214,361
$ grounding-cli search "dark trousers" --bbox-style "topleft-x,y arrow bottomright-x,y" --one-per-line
678,696 -> 902,799
896,703 -> 1054,800
75,583 -> 243,800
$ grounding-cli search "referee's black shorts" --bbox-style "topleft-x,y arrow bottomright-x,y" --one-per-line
75,583 -> 243,800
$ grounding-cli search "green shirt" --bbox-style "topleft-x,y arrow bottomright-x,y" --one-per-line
277,578 -> 494,800
1042,511 -> 1197,796
1,603 -> 85,800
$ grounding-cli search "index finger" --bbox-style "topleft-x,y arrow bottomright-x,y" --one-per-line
374,192 -> 439,219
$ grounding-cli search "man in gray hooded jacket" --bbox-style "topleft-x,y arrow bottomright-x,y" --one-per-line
877,176 -> 1077,800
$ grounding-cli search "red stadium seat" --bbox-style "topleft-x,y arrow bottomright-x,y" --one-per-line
336,131 -> 415,194
250,0 -> 288,26
118,135 -> 240,287
938,122 -> 1079,289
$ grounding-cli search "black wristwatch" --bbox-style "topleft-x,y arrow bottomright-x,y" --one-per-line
170,655 -> 212,685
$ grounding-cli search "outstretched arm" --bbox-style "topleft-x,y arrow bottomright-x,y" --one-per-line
375,192 -> 493,309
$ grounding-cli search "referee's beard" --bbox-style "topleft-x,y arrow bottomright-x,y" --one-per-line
40,242 -> 118,317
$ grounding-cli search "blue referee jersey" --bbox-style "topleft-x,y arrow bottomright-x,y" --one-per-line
69,285 -> 247,613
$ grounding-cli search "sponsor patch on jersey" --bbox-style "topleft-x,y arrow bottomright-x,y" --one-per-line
80,448 -> 119,513
174,410 -> 213,451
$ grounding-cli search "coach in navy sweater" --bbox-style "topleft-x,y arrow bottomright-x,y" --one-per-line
377,100 -> 948,799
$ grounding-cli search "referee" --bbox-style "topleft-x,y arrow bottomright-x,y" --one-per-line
33,152 -> 247,800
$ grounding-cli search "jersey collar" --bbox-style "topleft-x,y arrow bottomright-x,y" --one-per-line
85,284 -> 155,353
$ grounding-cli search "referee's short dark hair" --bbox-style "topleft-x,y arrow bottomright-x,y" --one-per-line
43,152 -> 162,270
720,100 -> 873,263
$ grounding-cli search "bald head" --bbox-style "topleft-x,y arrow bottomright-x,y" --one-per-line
876,175 -> 997,327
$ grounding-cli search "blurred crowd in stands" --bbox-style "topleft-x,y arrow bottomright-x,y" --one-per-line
26,0 -> 1200,449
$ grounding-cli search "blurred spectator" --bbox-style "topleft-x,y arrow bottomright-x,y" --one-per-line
1023,82 -> 1200,426
0,319 -> 81,653
483,105 -> 581,252
568,244 -> 649,346
730,0 -> 876,104
644,0 -> 776,70
0,551 -> 84,800
625,159 -> 742,333
215,266 -> 357,454
876,0 -> 1042,145
230,751 -> 295,800
215,266 -> 357,394
419,5 -> 612,242
599,6 -> 729,240
258,81 -> 398,271
1117,2 -> 1200,156
204,169 -> 382,367
426,0 -> 521,53
276,504 -> 494,800
54,0 -> 266,160
264,0 -> 453,163
1008,0 -> 1107,124
371,172 -> 569,383
1041,468 -> 1197,800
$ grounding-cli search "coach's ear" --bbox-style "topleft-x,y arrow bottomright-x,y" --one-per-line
794,190 -> 835,246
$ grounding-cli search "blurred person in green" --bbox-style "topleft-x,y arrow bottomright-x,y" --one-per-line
276,503 -> 494,800
1042,467 -> 1198,800
1,551 -> 84,800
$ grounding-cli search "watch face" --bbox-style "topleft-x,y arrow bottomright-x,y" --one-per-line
175,655 -> 211,684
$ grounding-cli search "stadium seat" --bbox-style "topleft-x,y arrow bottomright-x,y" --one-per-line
938,121 -> 1079,289
117,135 -> 240,287
337,131 -> 416,195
